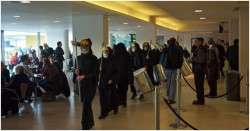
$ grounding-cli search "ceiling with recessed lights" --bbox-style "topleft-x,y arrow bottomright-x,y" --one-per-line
1,1 -> 249,33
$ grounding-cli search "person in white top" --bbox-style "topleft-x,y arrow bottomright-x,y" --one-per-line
17,54 -> 34,77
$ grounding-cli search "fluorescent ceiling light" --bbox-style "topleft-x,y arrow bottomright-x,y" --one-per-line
123,22 -> 128,25
20,0 -> 31,3
13,15 -> 21,18
194,10 -> 203,13
200,17 -> 206,20
117,29 -> 121,30
137,25 -> 142,27
74,12 -> 80,14
11,23 -> 17,24
53,21 -> 61,23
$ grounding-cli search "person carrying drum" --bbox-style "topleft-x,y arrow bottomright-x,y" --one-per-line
74,38 -> 98,130
128,43 -> 144,99
113,42 -> 134,107
98,46 -> 119,119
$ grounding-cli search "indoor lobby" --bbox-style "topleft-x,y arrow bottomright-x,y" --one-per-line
1,1 -> 249,130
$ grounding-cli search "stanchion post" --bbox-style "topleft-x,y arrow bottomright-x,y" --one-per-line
154,86 -> 160,130
170,69 -> 187,129
240,69 -> 249,115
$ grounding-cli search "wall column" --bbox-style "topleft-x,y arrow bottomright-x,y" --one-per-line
63,30 -> 69,71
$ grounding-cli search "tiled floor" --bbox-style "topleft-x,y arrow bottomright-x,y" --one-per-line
1,73 -> 249,130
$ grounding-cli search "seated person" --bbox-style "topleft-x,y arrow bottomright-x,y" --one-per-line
39,58 -> 59,91
14,54 -> 34,77
30,52 -> 39,65
49,55 -> 62,72
1,61 -> 10,84
37,55 -> 46,73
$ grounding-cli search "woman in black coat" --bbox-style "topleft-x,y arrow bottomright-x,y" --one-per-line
74,38 -> 98,130
98,46 -> 118,119
113,42 -> 133,107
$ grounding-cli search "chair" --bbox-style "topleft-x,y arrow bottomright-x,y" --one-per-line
3,83 -> 29,117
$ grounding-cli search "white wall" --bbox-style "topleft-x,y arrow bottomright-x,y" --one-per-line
229,19 -> 239,46
46,29 -> 65,50
135,25 -> 156,48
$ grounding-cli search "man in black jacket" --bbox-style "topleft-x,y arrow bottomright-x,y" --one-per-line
162,38 -> 183,104
215,39 -> 226,77
192,37 -> 207,105
74,38 -> 98,130
129,43 -> 144,99
55,41 -> 65,70
226,39 -> 239,71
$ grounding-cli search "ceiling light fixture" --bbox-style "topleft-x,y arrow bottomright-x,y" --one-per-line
200,17 -> 206,20
137,25 -> 142,27
117,29 -> 121,30
53,21 -> 61,23
123,22 -> 128,25
194,10 -> 203,13
13,15 -> 21,18
20,0 -> 31,3
74,12 -> 80,14
108,19 -> 110,21
11,23 -> 17,24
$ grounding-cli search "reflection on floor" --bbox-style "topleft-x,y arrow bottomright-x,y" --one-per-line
1,73 -> 249,130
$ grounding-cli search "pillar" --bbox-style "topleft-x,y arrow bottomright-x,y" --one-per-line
229,19 -> 239,46
1,30 -> 5,63
239,7 -> 249,99
37,32 -> 40,57
63,30 -> 69,71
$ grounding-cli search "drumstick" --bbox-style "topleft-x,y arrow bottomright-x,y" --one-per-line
147,40 -> 152,57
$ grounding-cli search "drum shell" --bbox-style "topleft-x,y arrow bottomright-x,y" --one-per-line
133,68 -> 154,94
181,60 -> 192,76
153,64 -> 167,82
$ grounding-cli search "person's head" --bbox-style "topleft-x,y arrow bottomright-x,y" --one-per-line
15,52 -> 18,56
31,52 -> 36,57
43,43 -> 48,49
102,46 -> 109,58
43,58 -> 50,67
184,47 -> 187,50
48,55 -> 55,64
217,39 -> 222,45
169,37 -> 177,46
195,37 -> 204,47
176,41 -> 180,46
143,42 -> 150,51
80,38 -> 92,55
15,66 -> 24,75
131,43 -> 137,52
57,41 -> 62,47
207,37 -> 214,46
234,39 -> 239,45
21,54 -> 30,65
39,46 -> 43,50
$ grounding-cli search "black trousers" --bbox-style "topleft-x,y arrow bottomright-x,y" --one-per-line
230,65 -> 239,71
117,82 -> 128,106
130,84 -> 137,93
81,87 -> 97,130
57,61 -> 63,71
207,80 -> 217,96
99,85 -> 112,116
194,73 -> 205,102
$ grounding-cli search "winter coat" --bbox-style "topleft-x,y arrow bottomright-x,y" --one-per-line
207,45 -> 220,80
55,47 -> 65,62
192,45 -> 207,74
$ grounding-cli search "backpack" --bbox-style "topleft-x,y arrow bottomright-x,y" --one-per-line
160,47 -> 173,69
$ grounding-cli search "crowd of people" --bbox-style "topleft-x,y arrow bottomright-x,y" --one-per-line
1,36 -> 239,130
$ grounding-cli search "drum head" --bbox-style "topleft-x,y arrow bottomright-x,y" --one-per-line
133,68 -> 145,77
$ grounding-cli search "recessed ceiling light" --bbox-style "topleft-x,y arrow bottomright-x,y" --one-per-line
11,23 -> 17,24
123,22 -> 128,25
117,29 -> 121,30
20,0 -> 31,3
108,19 -> 110,21
44,26 -> 49,28
137,25 -> 142,27
200,17 -> 206,20
53,21 -> 61,23
74,12 -> 80,14
13,15 -> 21,18
194,10 -> 203,13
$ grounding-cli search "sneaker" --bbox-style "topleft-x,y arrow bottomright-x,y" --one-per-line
131,92 -> 137,99
98,115 -> 107,119
192,100 -> 205,105
139,94 -> 144,100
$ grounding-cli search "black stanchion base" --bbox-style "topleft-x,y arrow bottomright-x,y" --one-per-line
169,123 -> 187,129
240,111 -> 249,115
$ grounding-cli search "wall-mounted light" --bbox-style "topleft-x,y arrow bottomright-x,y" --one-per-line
200,17 -> 206,20
13,15 -> 21,18
194,10 -> 203,13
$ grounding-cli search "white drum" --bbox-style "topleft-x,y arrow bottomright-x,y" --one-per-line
133,68 -> 154,94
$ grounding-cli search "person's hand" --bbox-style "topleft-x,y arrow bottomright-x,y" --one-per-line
75,69 -> 80,75
77,75 -> 85,82
108,80 -> 112,84
99,68 -> 102,72
146,55 -> 149,60
71,41 -> 77,46
144,66 -> 148,70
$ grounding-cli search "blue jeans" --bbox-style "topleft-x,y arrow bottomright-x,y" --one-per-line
165,69 -> 177,101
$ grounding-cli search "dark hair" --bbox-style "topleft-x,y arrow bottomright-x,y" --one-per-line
39,46 -> 43,50
169,37 -> 176,45
234,39 -> 239,45
43,58 -> 50,66
21,54 -> 29,62
196,37 -> 204,43
57,41 -> 62,46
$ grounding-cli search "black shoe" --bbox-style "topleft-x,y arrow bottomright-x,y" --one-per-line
192,100 -> 205,105
131,92 -> 137,99
114,109 -> 118,115
98,115 -> 107,119
168,100 -> 176,104
204,93 -> 210,97
122,104 -> 127,107
139,94 -> 144,100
